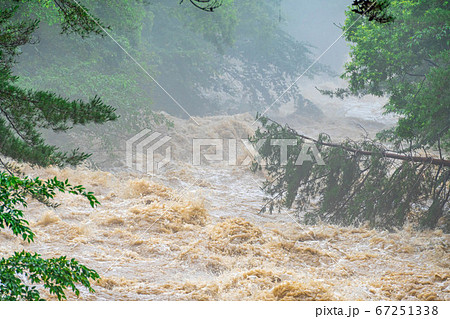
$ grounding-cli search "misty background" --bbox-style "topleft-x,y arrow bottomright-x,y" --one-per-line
283,0 -> 350,72
12,0 -> 392,166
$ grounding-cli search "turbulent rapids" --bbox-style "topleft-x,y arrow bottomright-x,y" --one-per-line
1,113 -> 448,301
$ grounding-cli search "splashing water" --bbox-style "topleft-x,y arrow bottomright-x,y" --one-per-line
1,113 -> 448,301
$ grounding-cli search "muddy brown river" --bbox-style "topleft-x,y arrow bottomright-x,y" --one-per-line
1,113 -> 448,301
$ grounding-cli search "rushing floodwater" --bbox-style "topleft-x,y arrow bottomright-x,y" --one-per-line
1,108 -> 448,301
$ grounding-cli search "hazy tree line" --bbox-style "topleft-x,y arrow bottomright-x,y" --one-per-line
12,0 -> 324,158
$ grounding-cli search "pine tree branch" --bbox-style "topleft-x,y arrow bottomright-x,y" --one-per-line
265,118 -> 450,167
0,106 -> 28,143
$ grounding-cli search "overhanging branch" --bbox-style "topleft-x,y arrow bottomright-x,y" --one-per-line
266,118 -> 450,167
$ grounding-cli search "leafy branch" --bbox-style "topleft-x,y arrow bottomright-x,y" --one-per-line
0,171 -> 100,300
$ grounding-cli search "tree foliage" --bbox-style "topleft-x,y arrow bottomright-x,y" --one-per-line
252,0 -> 449,232
251,116 -> 449,231
180,0 -> 224,12
0,0 -> 115,300
0,1 -> 117,167
1,251 -> 99,301
351,0 -> 394,23
325,0 -> 450,153
0,172 -> 100,300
